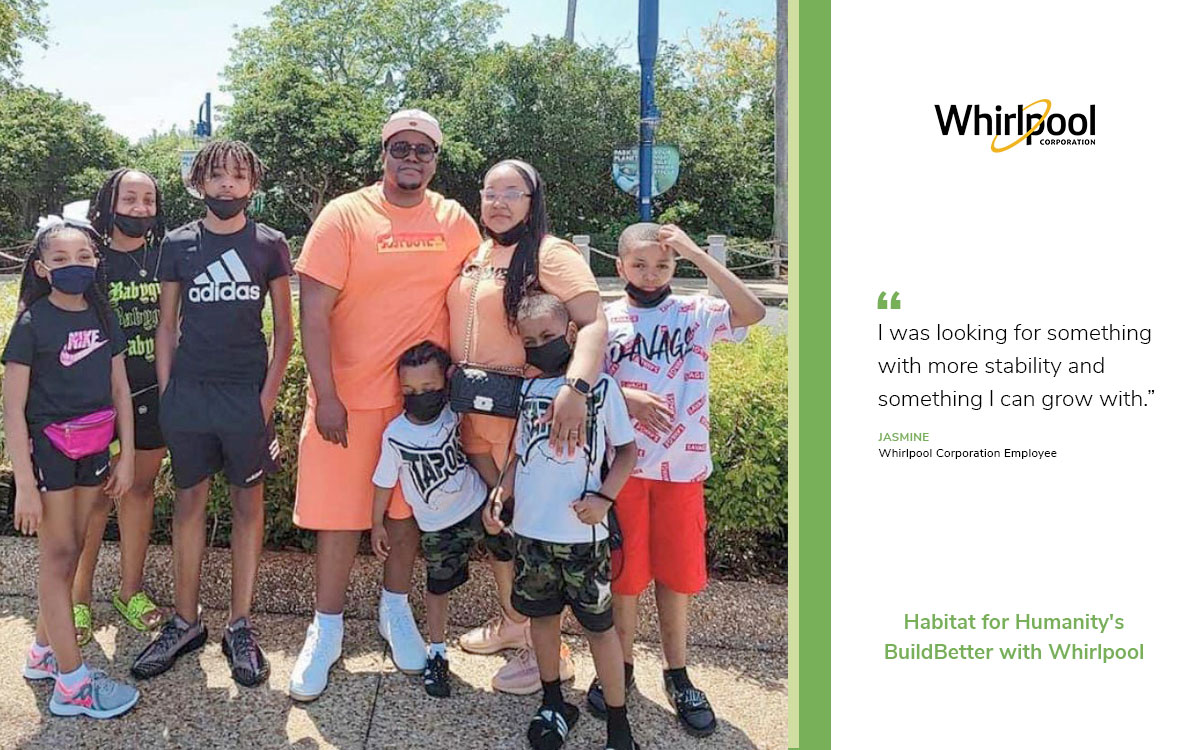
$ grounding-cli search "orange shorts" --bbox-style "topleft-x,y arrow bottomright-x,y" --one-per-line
611,478 -> 708,596
293,398 -> 412,531
459,412 -> 517,468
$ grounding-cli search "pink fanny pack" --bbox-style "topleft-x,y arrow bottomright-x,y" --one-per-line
43,407 -> 116,460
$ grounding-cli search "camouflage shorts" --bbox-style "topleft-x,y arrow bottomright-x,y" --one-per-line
512,535 -> 613,632
421,505 -> 513,595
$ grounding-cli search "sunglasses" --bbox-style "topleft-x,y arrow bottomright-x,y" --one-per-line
387,141 -> 439,162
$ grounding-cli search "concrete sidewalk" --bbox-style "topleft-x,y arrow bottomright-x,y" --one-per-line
0,539 -> 787,749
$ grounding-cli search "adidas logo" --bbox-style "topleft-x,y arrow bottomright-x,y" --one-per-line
188,249 -> 261,303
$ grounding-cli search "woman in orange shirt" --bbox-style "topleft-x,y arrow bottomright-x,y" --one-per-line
448,159 -> 608,694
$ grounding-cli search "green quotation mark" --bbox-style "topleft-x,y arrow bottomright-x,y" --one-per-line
877,291 -> 901,310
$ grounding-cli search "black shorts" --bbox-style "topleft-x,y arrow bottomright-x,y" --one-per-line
420,504 -> 514,596
131,385 -> 165,451
30,431 -> 110,493
159,379 -> 279,490
512,535 -> 614,632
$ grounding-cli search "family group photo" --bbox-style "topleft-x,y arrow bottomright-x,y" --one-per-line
0,0 -> 789,747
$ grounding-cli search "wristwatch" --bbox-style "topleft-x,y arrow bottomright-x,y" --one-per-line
565,377 -> 592,396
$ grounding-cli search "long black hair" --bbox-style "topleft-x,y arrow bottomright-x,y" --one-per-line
483,159 -> 550,328
89,168 -> 167,247
18,222 -> 112,338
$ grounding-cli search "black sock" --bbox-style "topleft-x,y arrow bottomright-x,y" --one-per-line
606,704 -> 632,748
542,679 -> 564,709
624,661 -> 635,685
664,666 -> 692,690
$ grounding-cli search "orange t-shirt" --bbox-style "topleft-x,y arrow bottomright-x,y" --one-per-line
447,235 -> 599,369
296,185 -> 481,409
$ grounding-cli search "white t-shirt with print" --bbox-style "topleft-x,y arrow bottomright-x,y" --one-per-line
604,294 -> 748,483
371,406 -> 486,532
512,374 -> 636,544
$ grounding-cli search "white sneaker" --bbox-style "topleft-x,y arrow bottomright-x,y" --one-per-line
379,601 -> 426,675
289,620 -> 343,702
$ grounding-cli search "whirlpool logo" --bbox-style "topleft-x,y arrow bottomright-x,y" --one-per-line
935,99 -> 1096,152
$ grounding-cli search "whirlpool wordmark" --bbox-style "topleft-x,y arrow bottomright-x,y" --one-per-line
934,100 -> 1096,151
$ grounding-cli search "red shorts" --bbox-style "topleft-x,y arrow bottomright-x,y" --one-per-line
611,478 -> 707,596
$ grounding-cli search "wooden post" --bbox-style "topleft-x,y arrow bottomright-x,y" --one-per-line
707,234 -> 727,297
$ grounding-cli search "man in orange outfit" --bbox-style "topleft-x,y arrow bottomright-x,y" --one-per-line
288,110 -> 482,701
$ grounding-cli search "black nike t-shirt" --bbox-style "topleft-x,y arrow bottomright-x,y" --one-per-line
161,220 -> 292,384
101,242 -> 162,393
1,297 -> 127,429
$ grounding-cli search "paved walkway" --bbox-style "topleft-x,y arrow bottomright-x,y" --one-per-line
0,596 -> 786,749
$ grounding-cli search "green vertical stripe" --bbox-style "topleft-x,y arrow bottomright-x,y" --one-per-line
789,0 -> 829,747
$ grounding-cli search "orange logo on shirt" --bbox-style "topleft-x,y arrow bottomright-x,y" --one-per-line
376,232 -> 448,253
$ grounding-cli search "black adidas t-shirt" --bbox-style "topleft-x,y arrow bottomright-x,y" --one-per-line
1,297 -> 126,429
161,220 -> 291,384
101,243 -> 162,393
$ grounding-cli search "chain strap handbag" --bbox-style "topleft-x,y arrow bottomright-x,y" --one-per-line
449,243 -> 526,418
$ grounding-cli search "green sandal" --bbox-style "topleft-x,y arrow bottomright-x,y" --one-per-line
112,591 -> 166,632
72,603 -> 93,647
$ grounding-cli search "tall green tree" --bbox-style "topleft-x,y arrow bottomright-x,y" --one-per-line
224,0 -> 504,105
0,0 -> 47,81
226,62 -> 387,230
0,86 -> 127,244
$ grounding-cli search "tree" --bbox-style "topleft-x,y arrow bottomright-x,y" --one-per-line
411,37 -> 640,239
0,86 -> 128,244
0,0 -> 47,81
224,0 -> 504,106
652,16 -> 777,240
225,62 -> 387,231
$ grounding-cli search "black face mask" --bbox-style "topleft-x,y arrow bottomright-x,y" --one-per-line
204,195 -> 251,220
525,335 -> 573,374
484,221 -> 529,247
405,389 -> 447,422
112,213 -> 155,239
625,282 -> 672,308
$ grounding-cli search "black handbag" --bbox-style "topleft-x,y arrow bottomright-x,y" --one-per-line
450,366 -> 523,418
450,243 -> 526,418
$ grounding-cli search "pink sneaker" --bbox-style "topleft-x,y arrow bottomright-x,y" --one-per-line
23,645 -> 57,680
459,615 -> 530,655
491,644 -> 576,695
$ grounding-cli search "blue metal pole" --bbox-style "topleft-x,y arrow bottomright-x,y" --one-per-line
637,0 -> 659,221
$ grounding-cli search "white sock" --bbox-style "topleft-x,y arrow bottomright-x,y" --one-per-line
56,664 -> 88,690
381,588 -> 410,611
429,642 -> 447,658
315,610 -> 344,633
30,641 -> 51,657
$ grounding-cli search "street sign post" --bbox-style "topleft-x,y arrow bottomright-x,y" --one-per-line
180,149 -> 200,199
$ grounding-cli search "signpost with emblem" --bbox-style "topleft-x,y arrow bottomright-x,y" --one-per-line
612,145 -> 680,198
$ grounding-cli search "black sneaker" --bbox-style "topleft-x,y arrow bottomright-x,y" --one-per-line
221,618 -> 270,687
423,653 -> 450,698
664,673 -> 717,737
527,702 -> 579,750
586,673 -> 636,719
130,615 -> 207,679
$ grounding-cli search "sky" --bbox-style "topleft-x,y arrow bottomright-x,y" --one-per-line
16,0 -> 775,141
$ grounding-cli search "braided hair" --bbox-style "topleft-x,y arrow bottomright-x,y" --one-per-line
88,168 -> 167,247
484,160 -> 550,329
18,223 -> 112,339
187,140 -> 265,192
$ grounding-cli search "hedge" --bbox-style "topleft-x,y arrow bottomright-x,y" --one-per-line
0,292 -> 788,579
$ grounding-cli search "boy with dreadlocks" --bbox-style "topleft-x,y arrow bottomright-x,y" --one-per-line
70,168 -> 170,648
132,140 -> 294,687
3,217 -> 139,718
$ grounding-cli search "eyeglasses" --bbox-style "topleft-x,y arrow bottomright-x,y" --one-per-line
480,189 -> 532,204
387,141 -> 439,162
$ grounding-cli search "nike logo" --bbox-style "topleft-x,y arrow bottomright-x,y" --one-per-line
94,464 -> 108,477
59,338 -> 108,367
